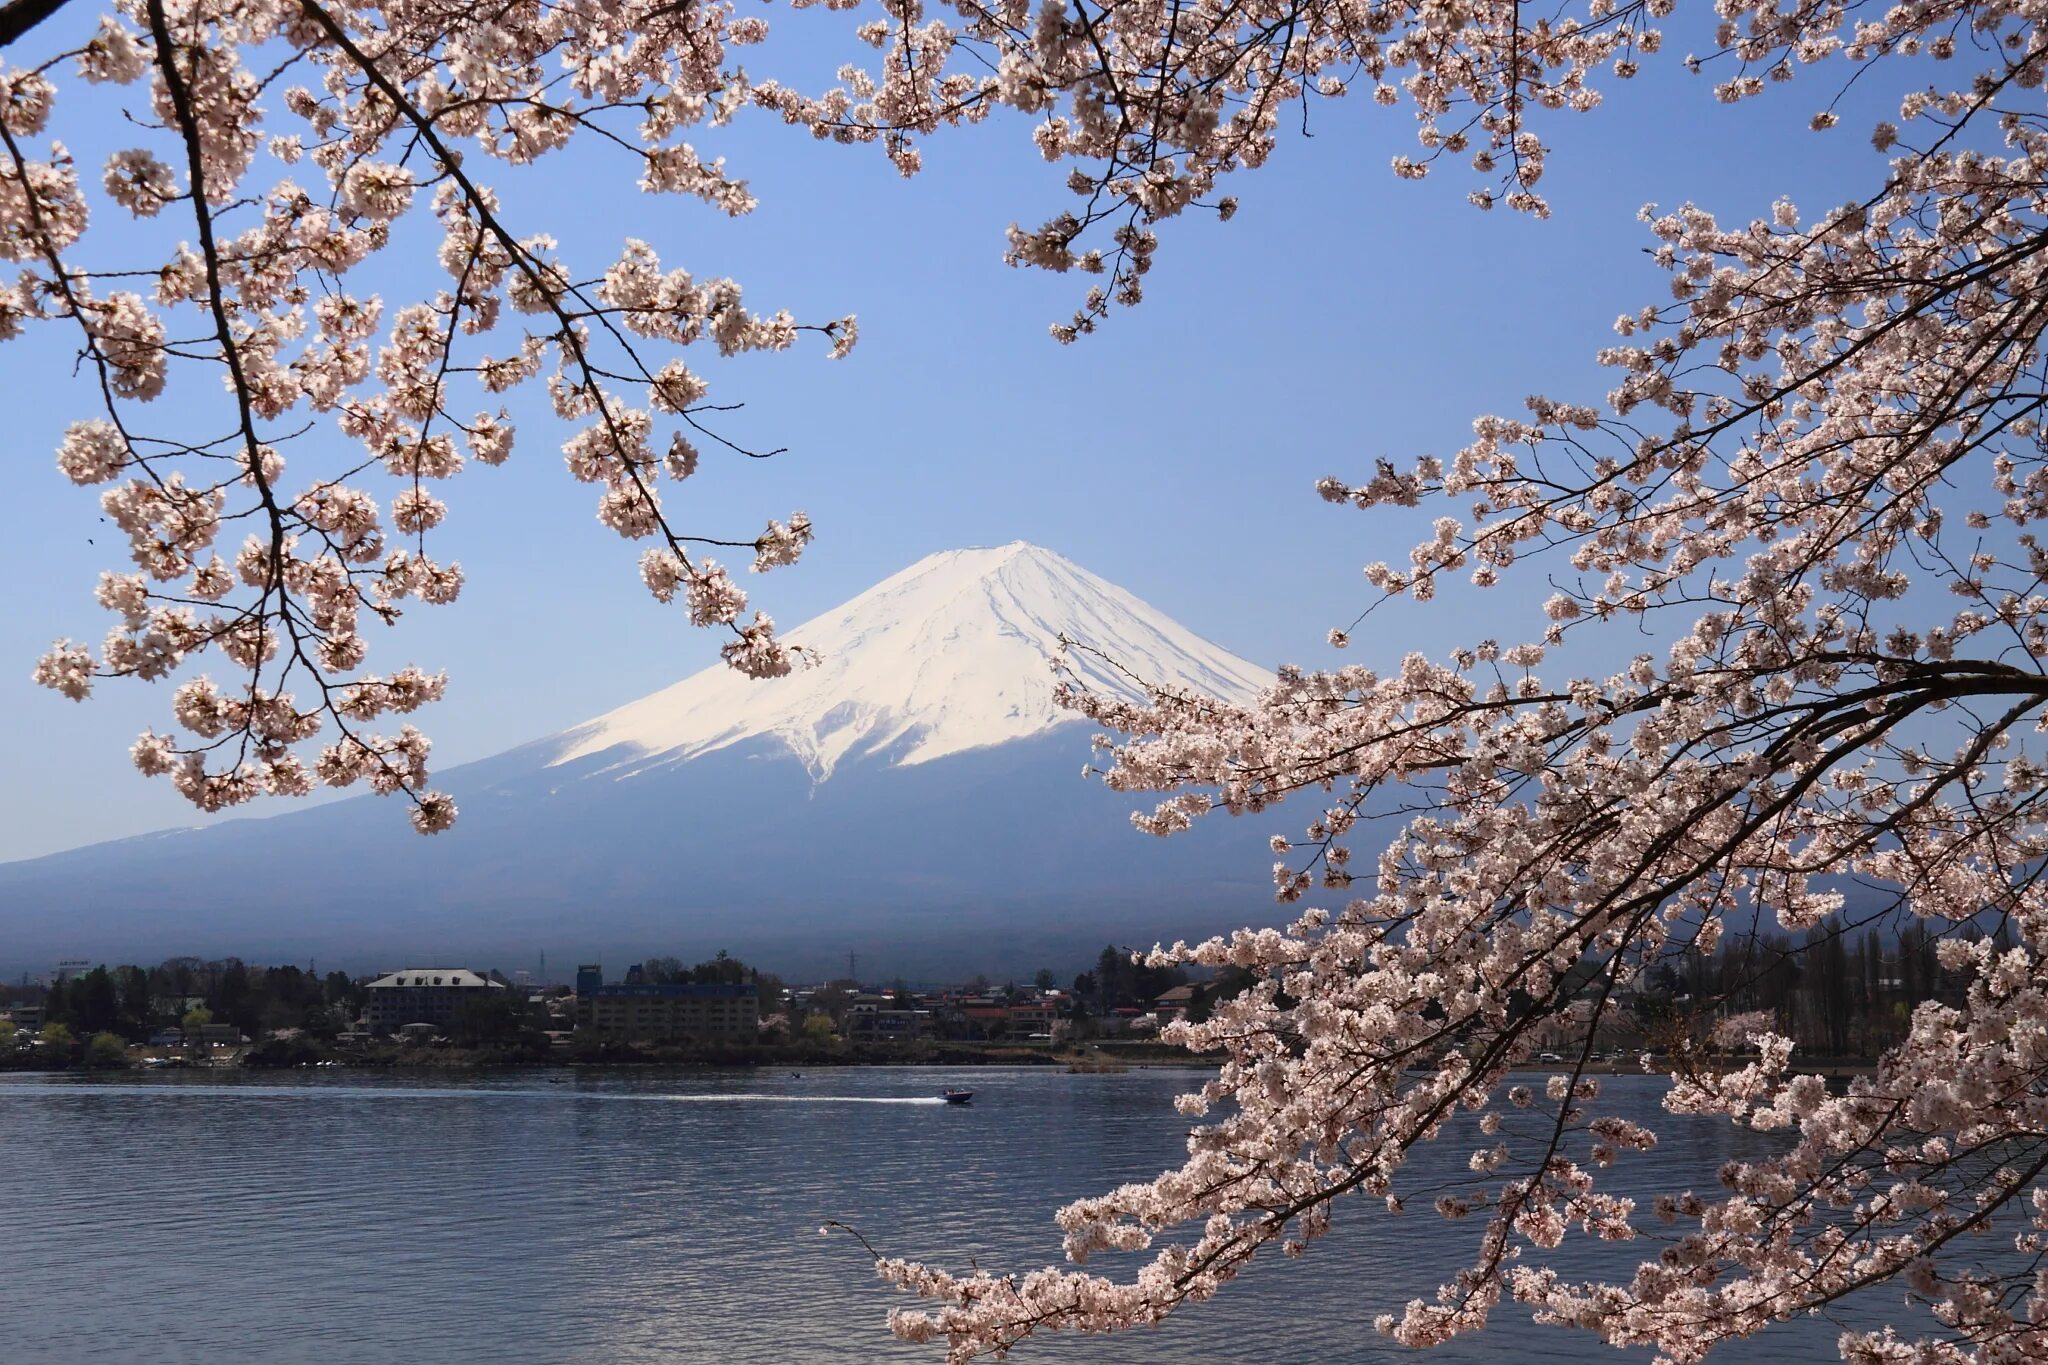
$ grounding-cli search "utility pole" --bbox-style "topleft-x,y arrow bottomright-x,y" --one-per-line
847,950 -> 857,986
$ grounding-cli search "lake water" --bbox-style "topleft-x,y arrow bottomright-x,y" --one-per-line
0,1067 -> 1872,1362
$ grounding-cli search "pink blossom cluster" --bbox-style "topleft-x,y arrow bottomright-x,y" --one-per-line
10,1 -> 856,830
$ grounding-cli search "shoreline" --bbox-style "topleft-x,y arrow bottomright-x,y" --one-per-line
3,1038 -> 1224,1074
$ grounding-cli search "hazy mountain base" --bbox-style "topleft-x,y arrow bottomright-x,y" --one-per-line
0,729 -> 1282,980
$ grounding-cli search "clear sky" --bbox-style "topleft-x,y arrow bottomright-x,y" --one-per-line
0,7 -> 1909,861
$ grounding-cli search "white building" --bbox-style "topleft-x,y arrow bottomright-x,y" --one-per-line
364,968 -> 505,1034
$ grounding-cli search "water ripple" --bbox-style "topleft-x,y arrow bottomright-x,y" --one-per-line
0,1069 -> 1877,1363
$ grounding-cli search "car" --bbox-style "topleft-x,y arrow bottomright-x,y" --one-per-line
1537,1052 -> 1563,1063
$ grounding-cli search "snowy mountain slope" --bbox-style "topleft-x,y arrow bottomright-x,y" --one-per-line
546,541 -> 1271,781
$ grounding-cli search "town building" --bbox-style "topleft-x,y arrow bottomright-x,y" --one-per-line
844,1007 -> 932,1042
364,968 -> 505,1034
950,999 -> 1011,1037
1007,999 -> 1060,1036
574,964 -> 759,1041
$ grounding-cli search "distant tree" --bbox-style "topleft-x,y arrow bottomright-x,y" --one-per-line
154,958 -> 202,999
1085,947 -> 1186,1008
641,956 -> 687,985
210,961 -> 259,1037
180,1006 -> 212,1040
84,1032 -> 129,1069
258,965 -> 322,1031
801,1014 -> 837,1042
1033,969 -> 1057,992
299,1003 -> 340,1042
323,971 -> 364,1016
452,993 -> 536,1047
73,966 -> 120,1036
1807,923 -> 1854,1058
40,977 -> 71,1027
1096,947 -> 1125,1005
118,966 -> 152,1036
38,1021 -> 75,1051
688,951 -> 746,986
0,1018 -> 15,1048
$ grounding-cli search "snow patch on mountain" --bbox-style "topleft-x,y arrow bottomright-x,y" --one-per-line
546,541 -> 1271,782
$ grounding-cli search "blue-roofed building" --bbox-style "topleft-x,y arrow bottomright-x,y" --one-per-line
574,964 -> 759,1040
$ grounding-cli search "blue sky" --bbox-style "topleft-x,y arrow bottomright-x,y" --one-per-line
0,8 -> 1907,860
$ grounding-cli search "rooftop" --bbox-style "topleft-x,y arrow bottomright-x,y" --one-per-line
366,969 -> 503,990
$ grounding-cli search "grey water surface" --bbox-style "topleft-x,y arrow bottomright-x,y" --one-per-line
0,1068 -> 1866,1362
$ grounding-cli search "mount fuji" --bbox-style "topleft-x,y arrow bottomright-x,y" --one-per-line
0,543 -> 1286,980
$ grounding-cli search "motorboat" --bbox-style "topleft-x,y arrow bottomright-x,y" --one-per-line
942,1089 -> 974,1105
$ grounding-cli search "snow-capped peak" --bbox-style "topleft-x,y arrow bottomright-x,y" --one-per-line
546,541 -> 1271,782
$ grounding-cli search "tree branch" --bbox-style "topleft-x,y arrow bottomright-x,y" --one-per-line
0,0 -> 71,51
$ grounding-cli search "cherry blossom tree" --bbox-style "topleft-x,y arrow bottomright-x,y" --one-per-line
14,0 -> 2048,1361
7,0 -> 844,831
792,2 -> 2048,1363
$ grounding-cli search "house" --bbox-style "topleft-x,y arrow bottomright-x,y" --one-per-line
364,968 -> 506,1033
1153,984 -> 1198,1023
844,1008 -> 931,1042
1007,1000 -> 1059,1036
953,1001 -> 1012,1038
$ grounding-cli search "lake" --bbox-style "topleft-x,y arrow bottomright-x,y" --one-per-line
0,1067 -> 1870,1362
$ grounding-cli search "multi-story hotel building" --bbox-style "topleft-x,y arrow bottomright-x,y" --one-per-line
574,964 -> 759,1041
363,968 -> 506,1033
